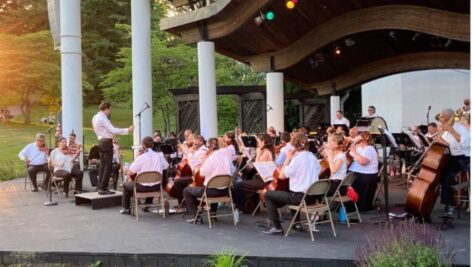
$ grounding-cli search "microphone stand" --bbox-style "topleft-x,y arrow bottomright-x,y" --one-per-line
44,169 -> 57,206
426,107 -> 431,124
135,104 -> 150,145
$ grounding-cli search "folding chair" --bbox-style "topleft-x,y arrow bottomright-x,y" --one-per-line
194,175 -> 236,229
24,170 -> 46,190
130,172 -> 165,221
285,179 -> 336,241
329,172 -> 362,227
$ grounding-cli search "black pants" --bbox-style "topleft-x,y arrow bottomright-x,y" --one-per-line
183,186 -> 227,216
122,181 -> 161,209
169,176 -> 193,204
327,179 -> 347,197
264,191 -> 319,229
351,172 -> 378,212
440,155 -> 468,206
233,178 -> 265,210
89,168 -> 99,187
27,164 -> 51,189
98,139 -> 113,191
111,162 -> 121,190
54,165 -> 83,194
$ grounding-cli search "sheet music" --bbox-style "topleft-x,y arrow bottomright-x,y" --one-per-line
253,161 -> 276,183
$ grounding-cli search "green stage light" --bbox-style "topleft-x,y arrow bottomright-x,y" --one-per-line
265,10 -> 275,21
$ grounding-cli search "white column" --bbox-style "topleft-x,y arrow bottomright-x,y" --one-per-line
266,72 -> 284,132
60,0 -> 82,153
330,96 -> 340,125
132,0 -> 153,150
198,41 -> 217,139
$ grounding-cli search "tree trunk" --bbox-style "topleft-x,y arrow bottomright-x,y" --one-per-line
24,102 -> 31,125
160,108 -> 168,137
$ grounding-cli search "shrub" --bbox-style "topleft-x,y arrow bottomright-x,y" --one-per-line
356,221 -> 455,267
203,249 -> 248,267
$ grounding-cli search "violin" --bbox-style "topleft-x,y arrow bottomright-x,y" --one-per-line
274,142 -> 286,155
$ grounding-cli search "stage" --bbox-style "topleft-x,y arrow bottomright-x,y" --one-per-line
0,175 -> 469,267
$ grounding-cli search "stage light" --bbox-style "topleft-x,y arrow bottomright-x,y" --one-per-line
286,0 -> 295,9
334,46 -> 341,55
344,38 -> 355,47
292,0 -> 298,3
265,10 -> 275,21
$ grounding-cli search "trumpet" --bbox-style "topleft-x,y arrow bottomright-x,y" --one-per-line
434,111 -> 465,122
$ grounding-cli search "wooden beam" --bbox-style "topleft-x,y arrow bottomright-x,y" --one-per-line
296,51 -> 470,95
246,5 -> 470,71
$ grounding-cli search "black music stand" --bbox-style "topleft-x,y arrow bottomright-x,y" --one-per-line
241,136 -> 257,148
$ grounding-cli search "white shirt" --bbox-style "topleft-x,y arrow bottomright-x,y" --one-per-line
442,122 -> 470,156
283,151 -> 320,193
92,111 -> 128,140
129,150 -> 169,186
275,143 -> 294,167
330,153 -> 347,181
333,117 -> 350,128
221,144 -> 237,162
188,145 -> 208,159
50,148 -> 74,173
200,150 -> 235,186
349,145 -> 379,174
18,143 -> 48,166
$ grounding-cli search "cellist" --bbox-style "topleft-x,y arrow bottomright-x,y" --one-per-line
435,108 -> 470,216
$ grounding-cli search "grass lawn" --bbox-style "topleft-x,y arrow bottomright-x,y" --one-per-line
0,104 -> 175,181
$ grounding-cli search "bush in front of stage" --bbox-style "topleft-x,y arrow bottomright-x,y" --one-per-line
203,249 -> 249,267
355,221 -> 455,267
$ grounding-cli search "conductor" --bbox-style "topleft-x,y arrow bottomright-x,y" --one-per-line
92,102 -> 134,195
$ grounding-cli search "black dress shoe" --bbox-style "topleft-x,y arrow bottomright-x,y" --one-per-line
262,227 -> 284,235
98,190 -> 114,195
187,216 -> 203,224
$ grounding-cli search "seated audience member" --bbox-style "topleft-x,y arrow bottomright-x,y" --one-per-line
262,132 -> 321,235
50,137 -> 83,197
183,138 -> 235,224
120,136 -> 169,214
18,133 -> 51,191
348,132 -> 379,212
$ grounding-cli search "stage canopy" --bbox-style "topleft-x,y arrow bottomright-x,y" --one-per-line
161,0 -> 470,95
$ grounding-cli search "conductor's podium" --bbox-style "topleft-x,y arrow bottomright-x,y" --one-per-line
75,191 -> 122,209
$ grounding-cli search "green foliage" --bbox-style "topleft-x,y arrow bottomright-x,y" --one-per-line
356,221 -> 455,267
90,260 -> 102,267
0,0 -> 49,34
203,249 -> 248,267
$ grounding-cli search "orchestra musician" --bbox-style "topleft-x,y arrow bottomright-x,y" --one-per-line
67,132 -> 82,169
333,110 -> 350,128
111,139 -> 122,190
49,137 -> 83,197
267,127 -> 277,139
262,132 -> 321,235
366,105 -> 378,118
92,102 -> 134,195
348,131 -> 379,212
274,132 -> 294,167
325,133 -> 348,196
425,122 -> 438,142
221,131 -> 239,162
18,133 -> 51,192
232,133 -> 275,220
120,136 -> 169,215
87,145 -> 100,188
435,108 -> 470,216
183,137 -> 235,224
169,135 -> 208,204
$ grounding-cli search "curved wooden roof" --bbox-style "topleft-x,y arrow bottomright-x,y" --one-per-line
161,0 -> 470,95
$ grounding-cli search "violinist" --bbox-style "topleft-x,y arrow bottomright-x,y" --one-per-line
220,131 -> 239,162
262,132 -> 321,235
183,138 -> 235,224
168,135 -> 208,204
436,108 -> 470,216
49,137 -> 83,197
274,132 -> 294,167
120,136 -> 169,215
233,134 -> 275,220
325,133 -> 348,196
68,132 -> 82,169
348,131 -> 379,212
18,133 -> 51,192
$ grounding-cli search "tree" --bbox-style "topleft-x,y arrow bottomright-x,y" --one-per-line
0,31 -> 61,124
0,0 -> 49,34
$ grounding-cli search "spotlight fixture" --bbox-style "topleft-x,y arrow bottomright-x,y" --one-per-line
315,52 -> 325,63
388,30 -> 397,40
412,32 -> 420,41
265,10 -> 275,21
344,38 -> 355,47
254,12 -> 265,26
286,0 -> 296,9
334,46 -> 341,55
444,39 -> 452,48
308,57 -> 318,68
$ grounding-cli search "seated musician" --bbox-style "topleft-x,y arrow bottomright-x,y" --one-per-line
49,137 -> 83,197
111,138 -> 122,190
169,135 -> 208,204
333,110 -> 350,128
425,122 -> 438,142
325,133 -> 348,196
348,131 -> 379,212
183,137 -> 235,224
220,131 -> 239,162
18,133 -> 51,192
120,136 -> 169,214
233,133 -> 275,218
262,132 -> 321,235
436,108 -> 470,216
274,132 -> 294,167
267,126 -> 277,139
366,105 -> 378,118
68,132 -> 82,169
87,145 -> 100,187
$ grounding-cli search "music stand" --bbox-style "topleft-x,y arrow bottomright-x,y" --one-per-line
241,136 -> 257,148
333,124 -> 349,135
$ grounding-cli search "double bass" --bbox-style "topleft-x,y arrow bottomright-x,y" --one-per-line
405,118 -> 452,219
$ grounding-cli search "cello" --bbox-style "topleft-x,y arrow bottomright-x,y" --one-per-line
405,118 -> 452,219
